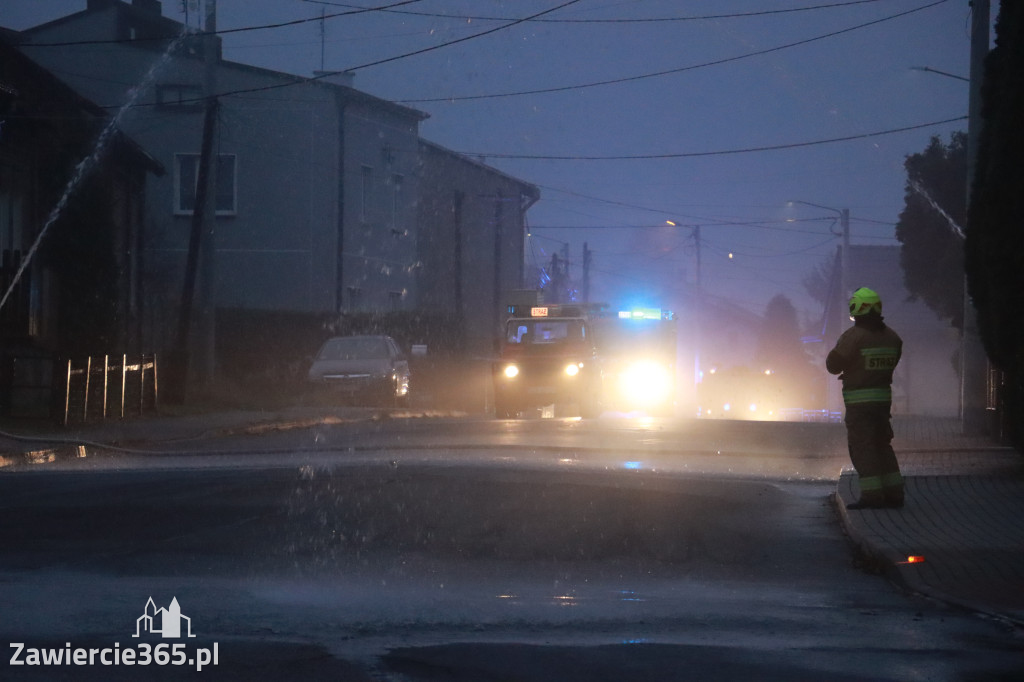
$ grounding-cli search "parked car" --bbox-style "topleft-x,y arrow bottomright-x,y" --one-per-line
307,335 -> 410,406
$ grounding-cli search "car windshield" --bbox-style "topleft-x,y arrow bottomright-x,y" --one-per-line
317,337 -> 388,360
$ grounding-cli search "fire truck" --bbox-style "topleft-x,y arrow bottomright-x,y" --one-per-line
492,302 -> 677,418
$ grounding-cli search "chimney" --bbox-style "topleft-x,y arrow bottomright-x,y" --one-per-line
313,70 -> 356,88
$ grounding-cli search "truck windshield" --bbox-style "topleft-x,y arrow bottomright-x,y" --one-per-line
507,319 -> 585,345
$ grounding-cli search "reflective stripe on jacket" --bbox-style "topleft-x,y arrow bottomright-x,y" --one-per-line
826,321 -> 902,405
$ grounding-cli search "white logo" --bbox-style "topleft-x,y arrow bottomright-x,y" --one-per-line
133,597 -> 196,639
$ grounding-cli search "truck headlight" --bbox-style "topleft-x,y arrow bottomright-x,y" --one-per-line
619,361 -> 671,406
564,362 -> 581,377
503,364 -> 519,378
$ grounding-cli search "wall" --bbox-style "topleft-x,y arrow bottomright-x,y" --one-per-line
417,141 -> 539,357
16,2 -> 426,359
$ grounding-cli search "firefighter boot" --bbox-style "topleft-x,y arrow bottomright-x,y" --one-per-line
881,471 -> 905,508
846,476 -> 887,510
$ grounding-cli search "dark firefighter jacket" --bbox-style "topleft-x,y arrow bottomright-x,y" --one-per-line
826,318 -> 902,405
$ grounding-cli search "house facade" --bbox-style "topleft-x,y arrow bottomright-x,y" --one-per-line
14,0 -> 427,354
417,140 -> 540,356
0,36 -> 163,413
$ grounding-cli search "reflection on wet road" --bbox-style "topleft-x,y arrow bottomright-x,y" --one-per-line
0,417 -> 1020,680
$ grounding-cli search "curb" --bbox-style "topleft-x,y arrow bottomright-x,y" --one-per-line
0,409 -> 474,469
833,473 -> 1024,628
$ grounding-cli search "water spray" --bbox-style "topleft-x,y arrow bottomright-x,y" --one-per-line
909,179 -> 965,240
0,30 -> 192,315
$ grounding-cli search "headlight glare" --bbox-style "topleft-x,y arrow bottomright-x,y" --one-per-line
503,364 -> 519,378
618,361 -> 671,406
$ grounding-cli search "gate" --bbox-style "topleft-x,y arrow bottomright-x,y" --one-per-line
61,354 -> 158,426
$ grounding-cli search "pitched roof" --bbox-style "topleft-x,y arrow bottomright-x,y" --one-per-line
0,35 -> 164,175
16,0 -> 428,123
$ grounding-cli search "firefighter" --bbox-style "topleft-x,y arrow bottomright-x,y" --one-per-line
826,287 -> 905,509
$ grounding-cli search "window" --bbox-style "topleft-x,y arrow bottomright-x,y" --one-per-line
174,153 -> 236,215
156,84 -> 203,112
360,165 -> 373,223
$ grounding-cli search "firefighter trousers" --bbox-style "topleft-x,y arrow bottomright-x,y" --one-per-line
844,402 -> 904,506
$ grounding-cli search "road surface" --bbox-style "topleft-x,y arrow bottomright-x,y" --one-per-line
1,416 -> 1020,680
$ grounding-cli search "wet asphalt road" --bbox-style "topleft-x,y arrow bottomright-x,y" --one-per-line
0,416 -> 1021,680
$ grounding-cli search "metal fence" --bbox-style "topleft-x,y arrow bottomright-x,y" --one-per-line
62,354 -> 158,426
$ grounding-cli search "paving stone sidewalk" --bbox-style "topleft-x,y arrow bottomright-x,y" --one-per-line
837,415 -> 1024,626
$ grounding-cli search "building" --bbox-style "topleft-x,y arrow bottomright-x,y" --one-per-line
417,140 -> 540,356
12,0 -> 427,351
0,36 -> 163,413
8,1 -> 543,405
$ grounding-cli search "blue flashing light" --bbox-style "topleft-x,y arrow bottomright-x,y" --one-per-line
617,308 -> 666,321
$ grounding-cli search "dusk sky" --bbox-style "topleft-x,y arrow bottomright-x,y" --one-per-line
2,0 -> 978,323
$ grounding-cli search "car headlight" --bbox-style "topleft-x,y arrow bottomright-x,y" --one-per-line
618,361 -> 671,406
503,364 -> 519,379
564,362 -> 581,377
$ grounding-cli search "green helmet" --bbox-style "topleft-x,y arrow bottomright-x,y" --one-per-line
849,287 -> 882,316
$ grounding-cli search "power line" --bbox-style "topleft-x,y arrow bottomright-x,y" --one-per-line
458,116 -> 967,160
123,0 -> 583,104
18,0 -> 426,47
396,0 -> 949,103
529,218 -> 840,234
337,0 -> 583,72
301,0 -> 887,24
532,183 -> 899,233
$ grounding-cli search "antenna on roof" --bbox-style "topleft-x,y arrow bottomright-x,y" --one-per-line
320,7 -> 326,72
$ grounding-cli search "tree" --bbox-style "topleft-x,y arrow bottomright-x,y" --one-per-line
755,295 -> 822,408
895,132 -> 967,329
755,295 -> 806,370
965,1 -> 1024,448
801,255 -> 835,309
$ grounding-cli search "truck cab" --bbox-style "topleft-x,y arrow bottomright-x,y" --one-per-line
492,303 -> 678,419
492,304 -> 603,418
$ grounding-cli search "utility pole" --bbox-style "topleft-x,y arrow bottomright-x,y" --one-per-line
961,0 -> 990,435
693,224 -> 702,292
582,242 -> 591,303
549,252 -> 563,303
492,190 -> 504,337
173,0 -> 218,401
196,0 -> 219,388
840,208 -> 850,299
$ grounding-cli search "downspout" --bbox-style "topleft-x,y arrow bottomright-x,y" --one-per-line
518,188 -> 539,291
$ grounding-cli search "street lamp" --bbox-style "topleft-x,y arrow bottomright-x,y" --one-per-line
787,201 -> 850,302
666,220 -> 703,410
910,66 -> 969,82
